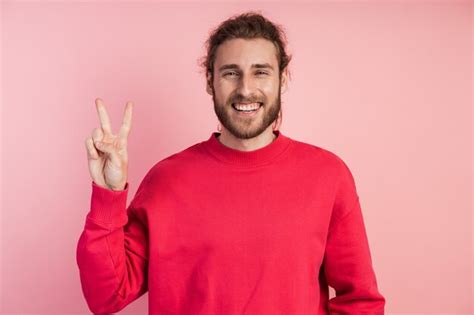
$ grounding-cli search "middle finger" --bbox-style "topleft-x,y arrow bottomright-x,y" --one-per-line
95,98 -> 113,135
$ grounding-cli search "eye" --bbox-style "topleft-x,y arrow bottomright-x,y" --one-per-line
224,71 -> 268,77
224,71 -> 238,77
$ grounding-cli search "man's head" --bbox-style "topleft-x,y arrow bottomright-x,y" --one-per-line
199,12 -> 292,139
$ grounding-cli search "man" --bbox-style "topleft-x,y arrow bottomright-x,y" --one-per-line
77,11 -> 386,314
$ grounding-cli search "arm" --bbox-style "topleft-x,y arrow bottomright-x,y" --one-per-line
76,179 -> 150,314
323,158 -> 386,314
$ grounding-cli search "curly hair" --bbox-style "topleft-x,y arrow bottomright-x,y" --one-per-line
198,11 -> 292,89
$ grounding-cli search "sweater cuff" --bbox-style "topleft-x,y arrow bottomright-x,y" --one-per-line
88,181 -> 129,226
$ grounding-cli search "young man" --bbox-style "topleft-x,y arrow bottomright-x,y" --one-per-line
78,11 -> 386,314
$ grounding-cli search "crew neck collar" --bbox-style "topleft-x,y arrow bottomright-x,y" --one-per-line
202,130 -> 292,168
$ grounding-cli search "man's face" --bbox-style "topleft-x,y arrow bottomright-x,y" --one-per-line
207,38 -> 288,139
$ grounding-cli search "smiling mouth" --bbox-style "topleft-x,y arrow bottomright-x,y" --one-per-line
231,102 -> 263,112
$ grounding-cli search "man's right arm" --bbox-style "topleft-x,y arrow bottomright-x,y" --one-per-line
76,180 -> 149,314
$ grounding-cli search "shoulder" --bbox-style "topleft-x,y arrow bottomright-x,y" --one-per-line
289,137 -> 358,202
142,140 -> 205,184
289,138 -> 360,217
289,137 -> 352,176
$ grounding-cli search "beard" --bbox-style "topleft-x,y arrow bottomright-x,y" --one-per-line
212,83 -> 281,140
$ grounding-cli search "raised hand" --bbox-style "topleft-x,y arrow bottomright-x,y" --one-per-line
85,98 -> 133,191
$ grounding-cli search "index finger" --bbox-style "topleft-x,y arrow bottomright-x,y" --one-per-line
119,101 -> 133,140
95,98 -> 113,135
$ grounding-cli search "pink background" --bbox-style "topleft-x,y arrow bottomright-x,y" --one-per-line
1,1 -> 472,314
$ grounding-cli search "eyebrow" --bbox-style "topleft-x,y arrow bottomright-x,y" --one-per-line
218,63 -> 274,72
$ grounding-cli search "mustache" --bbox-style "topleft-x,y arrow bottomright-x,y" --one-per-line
230,97 -> 263,104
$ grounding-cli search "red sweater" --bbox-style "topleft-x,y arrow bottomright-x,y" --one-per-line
76,130 -> 385,314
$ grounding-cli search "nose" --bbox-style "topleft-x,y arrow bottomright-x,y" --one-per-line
236,73 -> 256,99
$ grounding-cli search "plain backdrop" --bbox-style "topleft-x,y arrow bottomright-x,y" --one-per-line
1,1 -> 472,314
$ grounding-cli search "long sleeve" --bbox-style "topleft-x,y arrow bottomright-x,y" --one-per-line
323,158 -> 386,314
76,179 -> 150,314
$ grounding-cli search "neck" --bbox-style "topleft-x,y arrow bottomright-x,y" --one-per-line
217,126 -> 277,152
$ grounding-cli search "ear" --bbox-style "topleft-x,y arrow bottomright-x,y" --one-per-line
206,72 -> 213,95
280,68 -> 289,94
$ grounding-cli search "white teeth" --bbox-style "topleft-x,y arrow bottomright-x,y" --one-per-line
234,103 -> 261,111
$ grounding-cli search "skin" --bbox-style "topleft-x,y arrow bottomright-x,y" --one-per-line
206,38 -> 288,151
85,98 -> 133,190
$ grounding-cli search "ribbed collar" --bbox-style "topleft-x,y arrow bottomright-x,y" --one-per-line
202,130 -> 292,168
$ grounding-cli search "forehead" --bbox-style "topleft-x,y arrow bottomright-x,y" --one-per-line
214,38 -> 278,70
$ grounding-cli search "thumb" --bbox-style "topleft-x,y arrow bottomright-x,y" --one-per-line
95,141 -> 122,164
94,141 -> 115,154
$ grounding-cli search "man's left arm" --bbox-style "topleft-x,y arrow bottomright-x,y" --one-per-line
323,157 -> 386,314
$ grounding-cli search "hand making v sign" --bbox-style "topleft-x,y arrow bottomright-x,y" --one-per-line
85,98 -> 133,191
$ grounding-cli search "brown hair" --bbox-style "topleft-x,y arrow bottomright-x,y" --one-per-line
198,11 -> 293,89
